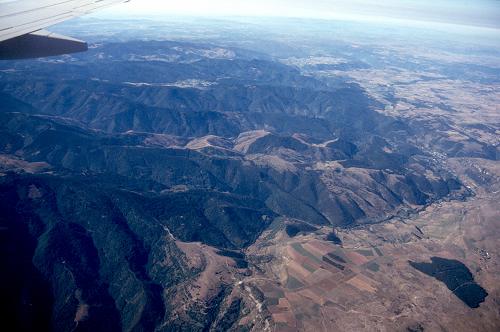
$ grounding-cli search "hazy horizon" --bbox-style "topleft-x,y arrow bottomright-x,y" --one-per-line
91,0 -> 500,30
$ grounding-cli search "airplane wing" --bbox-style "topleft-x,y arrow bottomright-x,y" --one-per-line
0,0 -> 130,59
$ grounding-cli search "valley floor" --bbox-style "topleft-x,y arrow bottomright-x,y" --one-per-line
233,157 -> 500,331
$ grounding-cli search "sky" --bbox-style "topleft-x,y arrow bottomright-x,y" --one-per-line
96,0 -> 500,30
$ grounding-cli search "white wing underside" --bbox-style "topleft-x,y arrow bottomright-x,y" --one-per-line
0,0 -> 129,59
0,0 -> 128,42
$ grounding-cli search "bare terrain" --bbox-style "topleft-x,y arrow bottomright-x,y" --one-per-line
232,157 -> 500,331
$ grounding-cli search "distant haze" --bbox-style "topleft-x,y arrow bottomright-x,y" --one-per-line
97,0 -> 500,30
